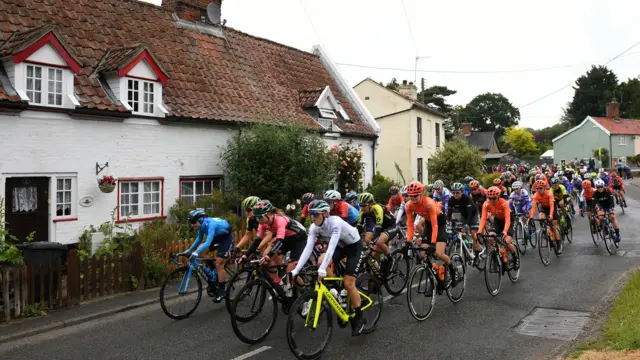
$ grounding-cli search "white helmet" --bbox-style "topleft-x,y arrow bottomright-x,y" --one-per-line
580,168 -> 587,174
584,173 -> 592,179
324,190 -> 341,201
512,181 -> 523,189
594,179 -> 605,187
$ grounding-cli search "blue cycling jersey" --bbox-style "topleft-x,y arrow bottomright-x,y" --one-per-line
352,200 -> 361,212
187,217 -> 231,254
561,177 -> 572,194
345,203 -> 359,225
432,188 -> 451,214
571,178 -> 583,191
463,184 -> 472,196
508,189 -> 532,213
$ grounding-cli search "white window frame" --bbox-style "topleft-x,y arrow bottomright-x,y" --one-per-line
127,78 -> 157,115
25,64 -> 64,107
54,176 -> 76,220
319,108 -> 337,119
118,179 -> 164,221
618,135 -> 627,146
179,177 -> 223,207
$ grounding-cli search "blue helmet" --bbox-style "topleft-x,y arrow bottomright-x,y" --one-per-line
463,176 -> 474,184
188,208 -> 206,224
345,191 -> 357,202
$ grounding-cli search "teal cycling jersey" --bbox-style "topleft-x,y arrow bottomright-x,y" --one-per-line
187,217 -> 231,254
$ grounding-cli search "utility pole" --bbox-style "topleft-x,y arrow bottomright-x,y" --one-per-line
414,55 -> 432,85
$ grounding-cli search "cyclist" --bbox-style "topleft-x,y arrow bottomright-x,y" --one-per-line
584,172 -> 594,187
404,181 -> 459,286
609,172 -> 627,207
551,177 -> 572,217
469,180 -> 487,209
234,196 -> 261,253
479,187 -> 519,269
253,200 -> 308,283
448,182 -> 484,266
426,183 -> 435,198
300,192 -> 315,224
598,170 -> 611,186
387,186 -> 404,213
493,178 -> 509,199
345,191 -> 360,211
184,209 -> 234,302
581,180 -> 597,230
325,190 -> 359,227
432,180 -> 451,214
502,171 -> 516,192
594,179 -> 622,243
463,176 -> 475,196
290,199 -> 365,336
394,185 -> 411,226
508,181 -> 532,221
529,179 -> 561,253
356,192 -> 398,273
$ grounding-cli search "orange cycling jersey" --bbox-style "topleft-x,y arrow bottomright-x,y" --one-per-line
479,198 -> 511,234
387,194 -> 404,212
583,187 -> 595,201
529,190 -> 555,219
405,196 -> 442,244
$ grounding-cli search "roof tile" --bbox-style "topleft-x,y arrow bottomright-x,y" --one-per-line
592,117 -> 640,135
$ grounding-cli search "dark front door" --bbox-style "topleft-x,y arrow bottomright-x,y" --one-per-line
5,177 -> 50,242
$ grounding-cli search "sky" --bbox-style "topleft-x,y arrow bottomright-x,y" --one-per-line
144,0 -> 640,129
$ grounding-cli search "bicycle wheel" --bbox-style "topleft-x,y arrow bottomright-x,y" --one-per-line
225,266 -> 256,314
564,216 -> 573,244
406,264 -> 436,321
528,221 -> 537,248
602,223 -> 616,256
619,197 -> 625,215
507,247 -> 520,283
446,254 -> 466,303
286,291 -> 333,360
515,222 -> 526,255
230,279 -> 278,344
384,248 -> 410,296
590,217 -> 599,247
538,229 -> 551,266
356,272 -> 383,334
160,266 -> 203,320
484,250 -> 502,296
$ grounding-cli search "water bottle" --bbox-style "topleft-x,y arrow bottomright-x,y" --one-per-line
329,288 -> 342,304
205,267 -> 217,283
339,289 -> 348,308
283,283 -> 293,297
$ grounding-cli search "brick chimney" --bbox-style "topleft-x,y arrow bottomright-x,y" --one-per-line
461,122 -> 472,136
162,0 -> 222,23
606,98 -> 620,120
398,80 -> 418,101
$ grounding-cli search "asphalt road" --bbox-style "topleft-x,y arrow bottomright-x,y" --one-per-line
2,181 -> 640,360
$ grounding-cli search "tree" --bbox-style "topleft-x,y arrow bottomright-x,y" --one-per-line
219,124 -> 335,207
385,78 -> 400,91
461,93 -> 520,138
563,65 -> 619,126
531,122 -> 570,146
617,77 -> 640,118
417,80 -> 457,114
504,126 -> 537,158
443,105 -> 465,140
592,147 -> 610,169
427,139 -> 483,186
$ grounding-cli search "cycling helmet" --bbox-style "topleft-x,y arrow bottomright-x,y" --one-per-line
535,174 -> 545,181
534,180 -> 547,190
512,181 -> 523,190
400,185 -> 408,197
556,170 -> 564,176
602,171 -> 609,177
345,191 -> 357,203
324,190 -> 341,201
426,183 -> 434,192
486,186 -> 501,199
493,178 -> 502,186
433,180 -> 444,190
389,186 -> 400,195
357,192 -> 375,204
594,179 -> 605,188
580,168 -> 587,174
551,177 -> 560,185
584,173 -> 592,179
468,180 -> 480,189
252,200 -> 275,218
504,171 -> 512,178
188,208 -> 206,224
242,196 -> 260,210
463,176 -> 474,184
451,182 -> 464,192
308,199 -> 330,213
406,181 -> 425,196
301,192 -> 315,204
582,180 -> 591,189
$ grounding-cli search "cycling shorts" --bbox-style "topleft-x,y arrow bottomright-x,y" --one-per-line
493,218 -> 514,237
209,232 -> 235,259
540,204 -> 559,220
423,213 -> 448,243
363,217 -> 399,241
275,233 -> 307,261
332,240 -> 364,277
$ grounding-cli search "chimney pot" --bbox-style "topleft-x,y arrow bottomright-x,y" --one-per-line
398,81 -> 418,101
606,98 -> 620,120
402,80 -> 408,85
162,0 -> 222,23
461,122 -> 472,136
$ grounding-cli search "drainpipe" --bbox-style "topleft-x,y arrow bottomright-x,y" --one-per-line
371,136 -> 377,187
609,135 -> 613,169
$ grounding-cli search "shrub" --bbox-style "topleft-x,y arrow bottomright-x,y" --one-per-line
480,172 -> 502,189
330,141 -> 365,194
427,139 -> 483,186
365,172 -> 401,206
219,123 -> 335,208
169,189 -> 243,240
0,197 -> 24,268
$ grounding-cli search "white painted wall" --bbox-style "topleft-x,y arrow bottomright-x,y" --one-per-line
26,44 -> 66,66
128,60 -> 157,80
635,136 -> 640,156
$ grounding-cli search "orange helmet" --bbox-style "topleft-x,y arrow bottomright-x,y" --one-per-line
406,180 -> 425,197
487,186 -> 502,199
493,178 -> 502,186
469,180 -> 480,189
534,179 -> 547,190
582,180 -> 591,189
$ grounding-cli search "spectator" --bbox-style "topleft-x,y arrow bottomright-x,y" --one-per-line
616,158 -> 624,177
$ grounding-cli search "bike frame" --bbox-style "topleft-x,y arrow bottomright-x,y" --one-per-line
306,278 -> 374,329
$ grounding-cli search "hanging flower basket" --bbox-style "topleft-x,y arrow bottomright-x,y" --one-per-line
98,175 -> 117,193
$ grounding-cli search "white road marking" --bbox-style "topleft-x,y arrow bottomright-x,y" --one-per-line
230,346 -> 272,360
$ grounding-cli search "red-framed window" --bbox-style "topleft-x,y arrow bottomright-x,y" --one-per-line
179,177 -> 223,206
117,177 -> 165,223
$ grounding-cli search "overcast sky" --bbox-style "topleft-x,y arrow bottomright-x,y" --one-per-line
145,0 -> 640,129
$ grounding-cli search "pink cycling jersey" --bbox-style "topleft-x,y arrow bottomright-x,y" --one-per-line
256,215 -> 299,240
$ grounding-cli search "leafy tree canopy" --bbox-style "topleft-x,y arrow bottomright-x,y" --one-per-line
562,65 -> 619,126
461,92 -> 520,138
504,126 -> 537,158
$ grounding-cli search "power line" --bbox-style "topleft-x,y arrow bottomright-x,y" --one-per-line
336,50 -> 640,75
518,38 -> 640,109
399,0 -> 417,56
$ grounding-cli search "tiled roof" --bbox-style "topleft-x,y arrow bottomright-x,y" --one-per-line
299,88 -> 324,108
94,44 -> 143,74
0,0 -> 375,136
464,131 -> 495,151
592,117 -> 640,135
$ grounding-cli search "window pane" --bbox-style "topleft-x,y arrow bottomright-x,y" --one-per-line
56,69 -> 62,81
27,65 -> 33,77
64,204 -> 71,216
56,81 -> 62,93
152,182 -> 159,191
121,182 -> 129,193
130,182 -> 138,192
152,204 -> 160,214
144,193 -> 151,203
152,193 -> 159,202
48,79 -> 54,93
182,182 -> 193,196
64,191 -> 71,203
27,78 -> 33,91
57,179 -> 63,190
204,181 -> 212,194
144,204 -> 151,214
144,182 -> 151,192
48,93 -> 54,104
35,80 -> 41,91
56,94 -> 62,105
195,181 -> 204,195
34,92 -> 41,103
12,186 -> 38,213
35,67 -> 41,78
149,104 -> 154,113
131,194 -> 139,204
131,205 -> 138,215
56,191 -> 63,203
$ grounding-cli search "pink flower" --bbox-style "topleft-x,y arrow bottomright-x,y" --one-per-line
338,171 -> 341,174
341,161 -> 347,166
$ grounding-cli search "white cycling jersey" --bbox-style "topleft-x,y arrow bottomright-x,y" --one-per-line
396,202 -> 423,228
291,215 -> 360,277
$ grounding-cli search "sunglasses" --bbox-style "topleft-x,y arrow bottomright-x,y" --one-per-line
452,191 -> 462,195
596,186 -> 604,189
488,196 -> 499,200
310,211 -> 322,217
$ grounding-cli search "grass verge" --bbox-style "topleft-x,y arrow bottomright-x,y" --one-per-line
570,270 -> 640,358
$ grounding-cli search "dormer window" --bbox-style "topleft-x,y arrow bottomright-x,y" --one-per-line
0,25 -> 82,109
96,44 -> 169,118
